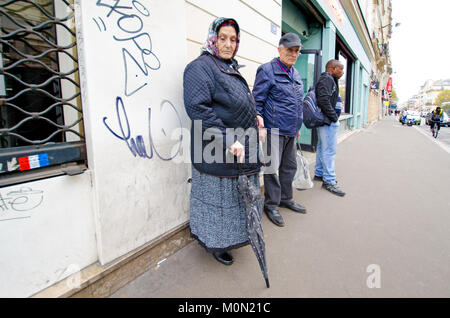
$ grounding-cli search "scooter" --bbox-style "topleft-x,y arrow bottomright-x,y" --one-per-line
406,118 -> 414,126
400,115 -> 407,125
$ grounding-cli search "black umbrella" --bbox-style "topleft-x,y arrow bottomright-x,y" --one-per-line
237,166 -> 270,288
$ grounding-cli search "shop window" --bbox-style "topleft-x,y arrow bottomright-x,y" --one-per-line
338,52 -> 348,110
336,37 -> 355,114
0,0 -> 85,185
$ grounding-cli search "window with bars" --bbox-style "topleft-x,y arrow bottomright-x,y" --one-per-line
0,0 -> 86,186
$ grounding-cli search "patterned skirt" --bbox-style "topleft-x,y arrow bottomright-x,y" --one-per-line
189,166 -> 262,253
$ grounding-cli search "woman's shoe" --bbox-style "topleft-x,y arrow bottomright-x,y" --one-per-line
213,251 -> 234,265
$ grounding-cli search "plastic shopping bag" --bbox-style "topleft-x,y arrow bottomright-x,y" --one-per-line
292,151 -> 313,190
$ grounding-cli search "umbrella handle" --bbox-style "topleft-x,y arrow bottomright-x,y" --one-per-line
237,163 -> 244,175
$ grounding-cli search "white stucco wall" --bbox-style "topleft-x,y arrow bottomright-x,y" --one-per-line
77,0 -> 190,265
186,0 -> 281,88
0,173 -> 98,297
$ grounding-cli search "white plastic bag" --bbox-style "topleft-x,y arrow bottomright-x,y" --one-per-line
292,151 -> 313,190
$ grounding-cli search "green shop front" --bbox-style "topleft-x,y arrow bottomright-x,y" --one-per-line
283,0 -> 370,151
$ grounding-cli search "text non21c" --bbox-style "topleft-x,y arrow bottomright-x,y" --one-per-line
177,302 -> 271,315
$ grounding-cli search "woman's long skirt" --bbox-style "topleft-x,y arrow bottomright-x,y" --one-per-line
189,166 -> 262,253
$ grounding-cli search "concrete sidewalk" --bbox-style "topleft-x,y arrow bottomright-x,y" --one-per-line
111,117 -> 450,298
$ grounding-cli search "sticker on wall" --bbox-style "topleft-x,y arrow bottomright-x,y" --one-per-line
7,157 -> 19,172
271,23 -> 278,35
18,154 -> 50,171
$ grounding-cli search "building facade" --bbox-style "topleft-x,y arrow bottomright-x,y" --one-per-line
358,0 -> 394,123
417,79 -> 450,110
405,79 -> 450,111
0,0 -> 390,297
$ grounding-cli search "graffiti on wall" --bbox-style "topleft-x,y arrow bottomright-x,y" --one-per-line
103,97 -> 183,161
0,187 -> 44,222
94,0 -> 184,161
95,0 -> 161,97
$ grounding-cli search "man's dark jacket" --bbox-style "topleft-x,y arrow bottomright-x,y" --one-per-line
252,58 -> 304,136
316,72 -> 339,125
183,52 -> 261,177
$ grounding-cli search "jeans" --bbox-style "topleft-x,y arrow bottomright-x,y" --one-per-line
315,121 -> 340,185
263,134 -> 297,208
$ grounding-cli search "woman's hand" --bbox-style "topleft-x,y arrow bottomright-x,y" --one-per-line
256,115 -> 264,129
229,141 -> 245,163
259,128 -> 267,142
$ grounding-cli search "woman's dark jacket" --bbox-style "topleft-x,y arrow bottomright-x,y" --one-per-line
316,72 -> 339,125
183,52 -> 261,177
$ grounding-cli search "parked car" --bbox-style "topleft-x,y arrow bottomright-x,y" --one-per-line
426,111 -> 450,127
443,112 -> 450,127
400,111 -> 421,125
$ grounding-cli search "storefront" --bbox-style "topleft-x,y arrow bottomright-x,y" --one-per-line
283,0 -> 371,151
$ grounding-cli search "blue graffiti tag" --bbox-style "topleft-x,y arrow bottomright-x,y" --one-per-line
103,97 -> 183,161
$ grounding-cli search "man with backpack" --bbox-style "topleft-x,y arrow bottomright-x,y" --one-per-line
314,60 -> 346,197
252,33 -> 307,227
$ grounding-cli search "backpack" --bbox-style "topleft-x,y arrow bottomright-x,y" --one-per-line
302,88 -> 326,129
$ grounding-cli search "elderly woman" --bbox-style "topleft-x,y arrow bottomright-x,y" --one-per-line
183,18 -> 263,265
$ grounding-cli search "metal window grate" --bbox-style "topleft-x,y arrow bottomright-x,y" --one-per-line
0,0 -> 86,178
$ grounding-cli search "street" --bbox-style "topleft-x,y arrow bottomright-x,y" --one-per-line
111,117 -> 450,298
416,119 -> 450,150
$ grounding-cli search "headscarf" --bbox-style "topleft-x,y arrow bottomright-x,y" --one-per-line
201,17 -> 240,59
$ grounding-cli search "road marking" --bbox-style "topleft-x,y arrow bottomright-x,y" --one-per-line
413,126 -> 450,155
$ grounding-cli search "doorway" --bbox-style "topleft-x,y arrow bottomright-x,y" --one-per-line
296,49 -> 322,152
282,0 -> 324,152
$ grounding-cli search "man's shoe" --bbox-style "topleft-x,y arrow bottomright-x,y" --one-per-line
314,175 -> 338,184
264,206 -> 285,227
213,251 -> 234,266
279,200 -> 307,214
322,182 -> 346,197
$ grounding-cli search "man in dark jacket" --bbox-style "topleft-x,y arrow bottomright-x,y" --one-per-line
314,60 -> 346,197
252,33 -> 307,227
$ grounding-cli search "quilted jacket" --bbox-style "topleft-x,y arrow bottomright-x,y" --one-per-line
183,52 -> 261,177
252,58 -> 304,136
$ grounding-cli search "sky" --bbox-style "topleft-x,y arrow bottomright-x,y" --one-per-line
390,0 -> 450,105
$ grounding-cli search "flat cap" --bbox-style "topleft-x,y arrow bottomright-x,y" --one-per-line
279,33 -> 302,48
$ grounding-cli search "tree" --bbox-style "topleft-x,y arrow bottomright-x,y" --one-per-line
391,89 -> 399,104
434,90 -> 450,108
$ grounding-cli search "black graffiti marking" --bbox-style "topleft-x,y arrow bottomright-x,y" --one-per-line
0,216 -> 31,222
0,187 -> 44,214
93,17 -> 107,32
117,14 -> 143,33
95,0 -> 160,97
132,1 -> 150,17
96,0 -> 133,18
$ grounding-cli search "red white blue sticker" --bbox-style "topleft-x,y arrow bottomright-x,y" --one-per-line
18,154 -> 50,171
